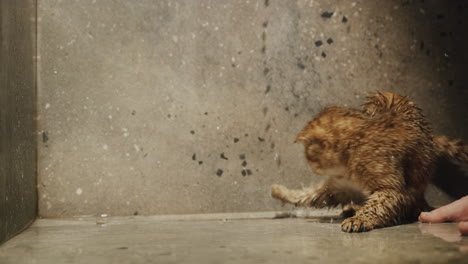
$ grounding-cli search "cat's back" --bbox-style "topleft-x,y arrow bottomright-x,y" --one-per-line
350,92 -> 436,174
362,92 -> 432,139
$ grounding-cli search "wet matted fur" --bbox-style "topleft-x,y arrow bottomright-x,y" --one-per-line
272,92 -> 468,232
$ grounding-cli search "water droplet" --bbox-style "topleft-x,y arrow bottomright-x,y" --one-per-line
96,213 -> 109,225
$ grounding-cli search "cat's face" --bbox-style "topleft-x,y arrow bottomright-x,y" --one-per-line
295,107 -> 361,177
296,125 -> 342,176
297,134 -> 345,176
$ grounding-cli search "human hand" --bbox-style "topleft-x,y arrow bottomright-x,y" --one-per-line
419,196 -> 468,236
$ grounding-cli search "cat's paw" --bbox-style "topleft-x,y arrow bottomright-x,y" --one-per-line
271,184 -> 316,206
271,184 -> 288,200
271,184 -> 302,205
341,216 -> 375,233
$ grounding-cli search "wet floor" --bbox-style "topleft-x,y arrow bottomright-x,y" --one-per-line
0,212 -> 467,263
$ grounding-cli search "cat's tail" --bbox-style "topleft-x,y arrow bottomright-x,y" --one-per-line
433,135 -> 468,165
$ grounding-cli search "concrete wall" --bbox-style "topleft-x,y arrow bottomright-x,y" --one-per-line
0,0 -> 37,244
37,0 -> 468,217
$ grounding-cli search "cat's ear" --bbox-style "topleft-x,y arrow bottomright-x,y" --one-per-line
295,124 -> 313,144
294,135 -> 310,144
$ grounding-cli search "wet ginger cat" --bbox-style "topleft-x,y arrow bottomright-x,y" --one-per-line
272,92 -> 468,232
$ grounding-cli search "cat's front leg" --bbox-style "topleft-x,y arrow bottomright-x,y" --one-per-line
271,179 -> 357,208
271,184 -> 318,207
341,188 -> 415,232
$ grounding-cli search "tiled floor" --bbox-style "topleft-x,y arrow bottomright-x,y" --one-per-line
0,212 -> 467,263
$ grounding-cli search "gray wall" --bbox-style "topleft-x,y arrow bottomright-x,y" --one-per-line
0,0 -> 37,244
37,0 -> 468,217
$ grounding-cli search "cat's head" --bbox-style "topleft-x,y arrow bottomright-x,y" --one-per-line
295,106 -> 362,176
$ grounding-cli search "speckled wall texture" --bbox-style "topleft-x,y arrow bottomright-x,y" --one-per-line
0,0 -> 37,244
37,0 -> 468,217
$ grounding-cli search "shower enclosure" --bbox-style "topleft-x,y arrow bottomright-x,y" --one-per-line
1,0 -> 467,263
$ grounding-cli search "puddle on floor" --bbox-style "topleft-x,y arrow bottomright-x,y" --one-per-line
418,222 -> 468,252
